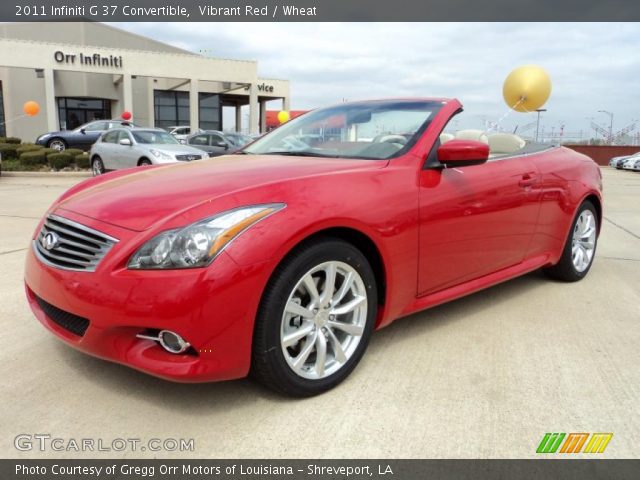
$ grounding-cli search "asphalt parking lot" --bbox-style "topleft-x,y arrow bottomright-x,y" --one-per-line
0,168 -> 638,459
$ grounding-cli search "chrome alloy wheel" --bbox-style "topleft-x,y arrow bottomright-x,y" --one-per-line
571,210 -> 597,272
49,139 -> 66,151
92,158 -> 104,176
280,261 -> 368,380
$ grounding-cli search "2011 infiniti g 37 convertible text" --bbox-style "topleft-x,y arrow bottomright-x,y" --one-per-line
25,99 -> 603,396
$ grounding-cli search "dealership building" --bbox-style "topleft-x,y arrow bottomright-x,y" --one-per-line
0,23 -> 290,142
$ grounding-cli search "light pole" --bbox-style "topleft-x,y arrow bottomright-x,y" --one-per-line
535,108 -> 546,142
598,110 -> 614,144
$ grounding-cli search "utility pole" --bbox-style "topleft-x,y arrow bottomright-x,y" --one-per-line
535,109 -> 546,142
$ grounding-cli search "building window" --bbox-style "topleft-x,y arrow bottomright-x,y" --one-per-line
0,82 -> 6,137
154,90 -> 190,130
199,93 -> 221,131
57,98 -> 111,130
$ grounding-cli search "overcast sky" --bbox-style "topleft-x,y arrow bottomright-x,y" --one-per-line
112,22 -> 640,141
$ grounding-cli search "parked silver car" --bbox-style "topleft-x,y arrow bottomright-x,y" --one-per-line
184,130 -> 240,156
167,126 -> 202,142
89,128 -> 209,176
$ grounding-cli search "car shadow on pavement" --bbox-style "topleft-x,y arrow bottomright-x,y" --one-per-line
53,269 -> 550,411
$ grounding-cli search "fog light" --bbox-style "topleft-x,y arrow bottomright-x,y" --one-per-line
136,329 -> 191,354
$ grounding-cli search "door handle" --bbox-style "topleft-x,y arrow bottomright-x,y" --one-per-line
518,173 -> 538,187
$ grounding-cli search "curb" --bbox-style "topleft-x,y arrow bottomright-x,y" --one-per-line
1,171 -> 91,178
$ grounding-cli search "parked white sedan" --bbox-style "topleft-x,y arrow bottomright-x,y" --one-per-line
90,128 -> 209,175
622,156 -> 640,172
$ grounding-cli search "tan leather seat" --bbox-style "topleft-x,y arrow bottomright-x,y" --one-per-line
455,129 -> 489,144
439,133 -> 455,144
487,133 -> 526,155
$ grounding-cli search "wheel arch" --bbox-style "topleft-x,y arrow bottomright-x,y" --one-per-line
137,157 -> 151,166
268,226 -> 387,309
582,193 -> 603,234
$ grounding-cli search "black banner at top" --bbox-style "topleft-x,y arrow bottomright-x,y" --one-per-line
3,0 -> 640,22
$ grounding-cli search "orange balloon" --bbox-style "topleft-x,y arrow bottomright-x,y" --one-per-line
23,101 -> 40,117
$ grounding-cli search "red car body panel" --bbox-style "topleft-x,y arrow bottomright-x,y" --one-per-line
24,98 -> 603,382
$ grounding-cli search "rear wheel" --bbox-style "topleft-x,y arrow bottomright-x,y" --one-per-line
543,200 -> 598,282
252,238 -> 377,396
138,158 -> 152,166
91,156 -> 105,176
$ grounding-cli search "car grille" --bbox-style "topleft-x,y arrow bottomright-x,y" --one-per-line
33,214 -> 118,272
35,294 -> 90,337
175,154 -> 202,161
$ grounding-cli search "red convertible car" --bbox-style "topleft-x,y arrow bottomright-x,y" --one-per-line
25,99 -> 603,396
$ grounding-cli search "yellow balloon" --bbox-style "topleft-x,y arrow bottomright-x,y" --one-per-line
503,65 -> 552,113
277,110 -> 290,124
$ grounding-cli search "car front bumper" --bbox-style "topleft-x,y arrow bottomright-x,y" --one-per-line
24,211 -> 273,383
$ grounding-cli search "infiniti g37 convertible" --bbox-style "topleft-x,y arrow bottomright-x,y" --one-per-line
25,99 -> 603,396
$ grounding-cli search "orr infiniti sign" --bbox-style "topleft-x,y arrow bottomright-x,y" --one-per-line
54,50 -> 123,68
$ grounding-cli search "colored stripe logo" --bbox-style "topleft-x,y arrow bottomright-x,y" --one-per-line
537,433 -> 612,454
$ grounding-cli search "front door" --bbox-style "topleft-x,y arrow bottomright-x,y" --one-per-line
417,156 -> 541,296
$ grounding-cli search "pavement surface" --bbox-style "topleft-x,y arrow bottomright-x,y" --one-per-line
0,168 -> 638,459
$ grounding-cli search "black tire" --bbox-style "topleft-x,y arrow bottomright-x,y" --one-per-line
252,237 -> 378,397
543,200 -> 598,282
91,156 -> 105,176
47,138 -> 67,151
138,158 -> 152,166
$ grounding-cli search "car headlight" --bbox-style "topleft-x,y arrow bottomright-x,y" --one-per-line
127,203 -> 286,269
149,149 -> 173,160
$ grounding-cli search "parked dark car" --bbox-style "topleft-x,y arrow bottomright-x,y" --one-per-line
184,131 -> 240,156
35,120 -> 137,151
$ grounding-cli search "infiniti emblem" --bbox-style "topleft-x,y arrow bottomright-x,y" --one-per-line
41,232 -> 60,251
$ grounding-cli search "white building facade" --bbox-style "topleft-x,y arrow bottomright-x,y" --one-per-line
0,23 -> 290,142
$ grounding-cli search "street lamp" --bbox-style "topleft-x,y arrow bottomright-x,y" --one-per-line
535,109 -> 546,142
598,110 -> 614,144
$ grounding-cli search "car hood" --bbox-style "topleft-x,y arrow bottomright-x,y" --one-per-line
57,154 -> 386,231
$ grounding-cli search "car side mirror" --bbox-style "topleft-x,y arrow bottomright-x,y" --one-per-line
80,128 -> 86,134
437,140 -> 489,167
215,141 -> 229,150
119,138 -> 132,146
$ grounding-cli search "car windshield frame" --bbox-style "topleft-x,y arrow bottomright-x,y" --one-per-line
243,100 -> 443,160
132,130 -> 180,145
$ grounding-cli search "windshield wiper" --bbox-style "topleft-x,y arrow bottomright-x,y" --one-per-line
262,151 -> 340,158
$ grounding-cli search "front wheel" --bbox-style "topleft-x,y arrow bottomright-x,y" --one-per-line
47,138 -> 66,151
252,238 -> 378,396
543,200 -> 598,282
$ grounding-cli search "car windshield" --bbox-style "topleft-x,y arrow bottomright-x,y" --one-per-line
132,130 -> 179,145
226,133 -> 252,146
244,100 -> 441,160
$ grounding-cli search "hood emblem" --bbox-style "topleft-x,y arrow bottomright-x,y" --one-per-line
41,232 -> 60,251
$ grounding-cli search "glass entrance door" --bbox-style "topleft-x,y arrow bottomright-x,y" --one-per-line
57,98 -> 111,130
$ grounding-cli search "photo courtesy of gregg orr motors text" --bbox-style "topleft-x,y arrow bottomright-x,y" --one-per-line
14,435 -> 195,453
